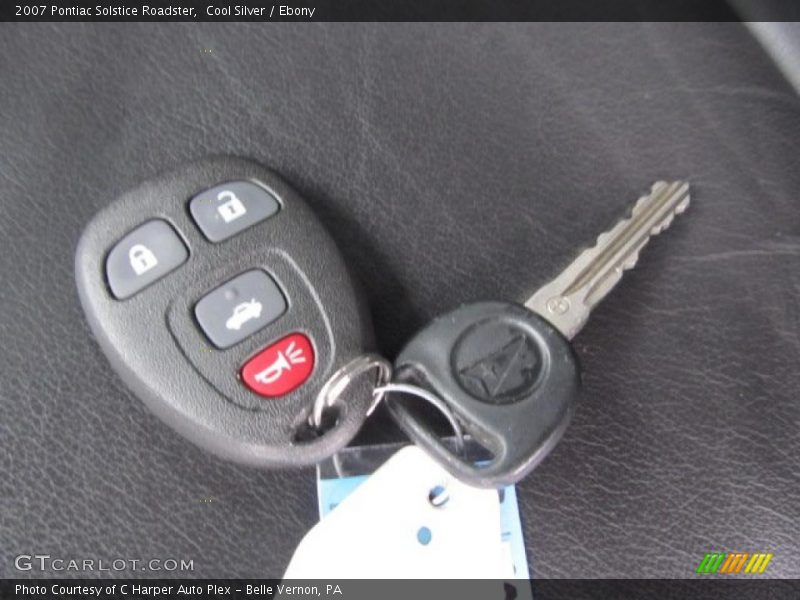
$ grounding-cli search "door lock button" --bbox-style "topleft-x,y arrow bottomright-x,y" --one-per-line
106,219 -> 188,299
195,269 -> 287,349
189,181 -> 280,242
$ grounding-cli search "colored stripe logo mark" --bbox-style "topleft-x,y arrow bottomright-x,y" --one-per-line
696,552 -> 773,574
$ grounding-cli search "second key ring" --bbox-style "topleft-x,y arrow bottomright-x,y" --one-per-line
311,353 -> 393,430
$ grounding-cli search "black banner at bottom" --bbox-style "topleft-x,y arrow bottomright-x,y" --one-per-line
3,579 -> 800,600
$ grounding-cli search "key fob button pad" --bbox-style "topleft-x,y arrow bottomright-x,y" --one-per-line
76,157 -> 374,467
165,251 -> 334,412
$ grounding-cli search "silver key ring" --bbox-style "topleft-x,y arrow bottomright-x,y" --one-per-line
311,354 -> 392,430
375,382 -> 465,453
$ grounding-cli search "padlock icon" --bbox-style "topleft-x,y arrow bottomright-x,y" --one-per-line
129,244 -> 158,276
216,190 -> 247,224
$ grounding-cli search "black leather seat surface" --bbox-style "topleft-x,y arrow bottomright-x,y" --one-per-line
1,23 -> 798,578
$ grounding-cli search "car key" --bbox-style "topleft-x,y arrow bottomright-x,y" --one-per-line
386,181 -> 690,487
75,157 -> 379,467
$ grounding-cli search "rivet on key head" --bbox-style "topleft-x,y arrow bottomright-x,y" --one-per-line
546,296 -> 570,315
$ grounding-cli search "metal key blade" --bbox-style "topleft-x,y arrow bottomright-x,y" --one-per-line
525,181 -> 690,340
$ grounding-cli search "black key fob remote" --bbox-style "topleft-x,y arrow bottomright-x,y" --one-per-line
75,157 -> 374,467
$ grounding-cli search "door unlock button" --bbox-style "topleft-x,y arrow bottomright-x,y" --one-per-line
106,220 -> 188,299
189,181 -> 280,242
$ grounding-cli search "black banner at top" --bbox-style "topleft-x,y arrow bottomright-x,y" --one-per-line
3,0 -> 800,22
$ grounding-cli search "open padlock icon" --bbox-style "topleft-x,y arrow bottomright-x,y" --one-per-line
216,190 -> 247,223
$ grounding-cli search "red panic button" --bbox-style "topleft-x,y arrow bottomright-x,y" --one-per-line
241,333 -> 315,398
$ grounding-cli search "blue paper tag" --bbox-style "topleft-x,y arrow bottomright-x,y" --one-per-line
316,442 -> 531,579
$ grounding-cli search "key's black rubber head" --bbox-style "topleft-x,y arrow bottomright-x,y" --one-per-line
75,157 -> 374,467
387,301 -> 580,487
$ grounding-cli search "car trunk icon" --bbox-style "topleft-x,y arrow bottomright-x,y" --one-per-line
225,299 -> 263,330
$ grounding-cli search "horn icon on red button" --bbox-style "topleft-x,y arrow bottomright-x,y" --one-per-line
241,333 -> 315,398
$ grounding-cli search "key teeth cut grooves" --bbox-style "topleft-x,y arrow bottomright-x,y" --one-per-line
574,181 -> 689,267
621,250 -> 640,270
594,228 -> 615,249
590,181 -> 689,274
675,194 -> 691,214
535,181 -> 690,297
651,214 -> 674,235
632,194 -> 651,215
642,181 -> 691,237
